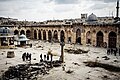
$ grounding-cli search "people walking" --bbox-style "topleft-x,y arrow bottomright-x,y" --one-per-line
47,54 -> 49,61
44,55 -> 46,61
40,54 -> 43,62
26,53 -> 29,61
22,52 -> 26,61
29,53 -> 31,61
107,48 -> 110,55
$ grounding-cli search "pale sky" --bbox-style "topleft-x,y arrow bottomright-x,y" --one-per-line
0,0 -> 118,21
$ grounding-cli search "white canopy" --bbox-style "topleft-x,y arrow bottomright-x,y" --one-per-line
17,34 -> 29,42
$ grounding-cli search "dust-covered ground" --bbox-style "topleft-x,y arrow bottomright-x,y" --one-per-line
0,40 -> 120,80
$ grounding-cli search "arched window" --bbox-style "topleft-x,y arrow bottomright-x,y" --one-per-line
48,30 -> 52,42
14,30 -> 19,35
26,30 -> 31,39
20,30 -> 25,35
34,30 -> 37,39
38,30 -> 41,40
86,31 -> 91,44
43,30 -> 46,40
108,32 -> 117,48
76,29 -> 81,44
96,31 -> 104,47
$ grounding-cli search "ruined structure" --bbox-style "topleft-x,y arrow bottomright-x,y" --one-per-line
0,27 -> 14,48
0,0 -> 120,48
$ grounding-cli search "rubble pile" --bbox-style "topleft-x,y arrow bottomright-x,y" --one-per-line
84,61 -> 120,72
1,60 -> 62,80
64,48 -> 89,54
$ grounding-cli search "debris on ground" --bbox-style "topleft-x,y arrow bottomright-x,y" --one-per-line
102,56 -> 110,60
84,61 -> 120,72
72,62 -> 80,66
64,48 -> 89,54
66,69 -> 74,74
37,46 -> 42,48
1,60 -> 62,80
7,51 -> 15,58
114,60 -> 118,62
101,75 -> 111,80
86,77 -> 90,79
47,50 -> 59,56
33,58 -> 36,60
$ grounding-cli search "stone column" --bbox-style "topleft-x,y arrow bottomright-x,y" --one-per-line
41,30 -> 43,40
104,32 -> 109,48
117,27 -> 119,48
52,30 -> 54,42
7,38 -> 10,46
92,33 -> 96,46
60,42 -> 65,63
35,30 -> 38,40
58,31 -> 60,42
24,30 -> 26,37
64,31 -> 67,43
31,28 -> 34,39
81,32 -> 86,46
46,30 -> 48,41
72,32 -> 76,44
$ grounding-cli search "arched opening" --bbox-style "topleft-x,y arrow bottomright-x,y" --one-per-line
26,30 -> 31,39
108,32 -> 117,48
38,30 -> 41,40
34,30 -> 37,39
20,30 -> 25,35
76,29 -> 81,44
53,30 -> 58,42
60,30 -> 65,42
14,30 -> 19,35
43,30 -> 46,40
96,31 -> 104,47
86,31 -> 91,44
48,30 -> 52,42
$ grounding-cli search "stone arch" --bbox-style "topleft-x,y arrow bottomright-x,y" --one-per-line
38,30 -> 41,40
53,30 -> 58,42
86,31 -> 91,44
76,29 -> 81,44
48,30 -> 52,42
14,30 -> 19,35
26,30 -> 31,39
20,30 -> 25,35
34,30 -> 37,39
108,32 -> 117,48
43,30 -> 46,40
96,31 -> 104,47
60,30 -> 65,42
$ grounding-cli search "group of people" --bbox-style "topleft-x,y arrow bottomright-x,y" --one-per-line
107,48 -> 120,56
22,52 -> 32,61
40,54 -> 53,62
22,52 -> 53,62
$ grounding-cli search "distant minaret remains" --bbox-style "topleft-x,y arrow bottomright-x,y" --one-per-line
116,0 -> 119,18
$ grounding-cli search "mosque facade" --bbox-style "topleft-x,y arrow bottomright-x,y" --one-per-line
11,15 -> 119,48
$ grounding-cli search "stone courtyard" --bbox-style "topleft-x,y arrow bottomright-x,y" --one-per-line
0,40 -> 120,80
